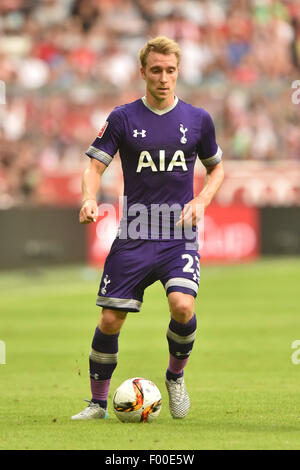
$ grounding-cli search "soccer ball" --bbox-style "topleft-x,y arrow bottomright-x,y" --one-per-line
113,377 -> 162,423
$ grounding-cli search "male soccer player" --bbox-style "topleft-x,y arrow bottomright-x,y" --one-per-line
71,36 -> 224,420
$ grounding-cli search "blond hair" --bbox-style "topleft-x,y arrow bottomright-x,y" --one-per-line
139,36 -> 181,68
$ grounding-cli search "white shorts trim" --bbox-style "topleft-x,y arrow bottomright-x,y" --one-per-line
96,296 -> 142,311
164,277 -> 199,294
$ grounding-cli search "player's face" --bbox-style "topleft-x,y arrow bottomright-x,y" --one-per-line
140,52 -> 179,109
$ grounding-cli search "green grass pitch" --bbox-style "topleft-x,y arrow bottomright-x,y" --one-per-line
0,257 -> 299,450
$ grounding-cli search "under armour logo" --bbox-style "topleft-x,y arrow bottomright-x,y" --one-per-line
180,124 -> 188,144
133,129 -> 146,138
101,275 -> 111,295
90,372 -> 100,380
175,350 -> 192,357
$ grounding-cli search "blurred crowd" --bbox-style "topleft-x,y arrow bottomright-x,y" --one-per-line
0,0 -> 300,206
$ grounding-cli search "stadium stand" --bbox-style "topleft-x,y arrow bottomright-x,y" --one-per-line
0,0 -> 300,207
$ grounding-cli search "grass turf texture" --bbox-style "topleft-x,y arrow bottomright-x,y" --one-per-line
0,258 -> 299,450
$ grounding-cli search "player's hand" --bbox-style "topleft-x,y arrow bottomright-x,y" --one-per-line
176,196 -> 205,227
79,199 -> 98,224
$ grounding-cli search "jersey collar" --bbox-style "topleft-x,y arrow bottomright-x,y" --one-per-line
141,95 -> 179,115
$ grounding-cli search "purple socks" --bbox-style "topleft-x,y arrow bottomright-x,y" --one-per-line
88,314 -> 197,408
89,327 -> 119,409
166,314 -> 197,381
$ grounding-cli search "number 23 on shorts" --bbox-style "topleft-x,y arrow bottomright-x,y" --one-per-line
181,253 -> 200,283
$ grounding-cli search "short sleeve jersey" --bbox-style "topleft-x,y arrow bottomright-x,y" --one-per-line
86,96 -> 222,239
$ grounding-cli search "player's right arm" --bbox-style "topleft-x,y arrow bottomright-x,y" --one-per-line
79,158 -> 107,224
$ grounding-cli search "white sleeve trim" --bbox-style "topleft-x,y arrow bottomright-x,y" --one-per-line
200,145 -> 222,167
86,146 -> 113,166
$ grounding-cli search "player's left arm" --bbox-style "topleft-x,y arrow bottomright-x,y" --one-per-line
177,161 -> 224,227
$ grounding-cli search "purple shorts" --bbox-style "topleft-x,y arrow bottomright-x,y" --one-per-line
96,238 -> 200,312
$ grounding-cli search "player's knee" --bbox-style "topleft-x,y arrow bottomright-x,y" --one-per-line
99,308 -> 127,334
169,296 -> 194,324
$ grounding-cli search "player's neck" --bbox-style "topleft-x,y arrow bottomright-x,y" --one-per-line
144,93 -> 176,111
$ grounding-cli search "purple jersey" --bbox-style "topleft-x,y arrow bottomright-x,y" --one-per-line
86,96 -> 222,240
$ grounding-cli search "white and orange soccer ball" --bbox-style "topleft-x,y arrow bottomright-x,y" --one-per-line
113,377 -> 162,423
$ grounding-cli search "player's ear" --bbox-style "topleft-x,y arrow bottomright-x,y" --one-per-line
140,66 -> 146,80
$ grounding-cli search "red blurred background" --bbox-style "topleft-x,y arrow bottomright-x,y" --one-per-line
0,0 -> 300,268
